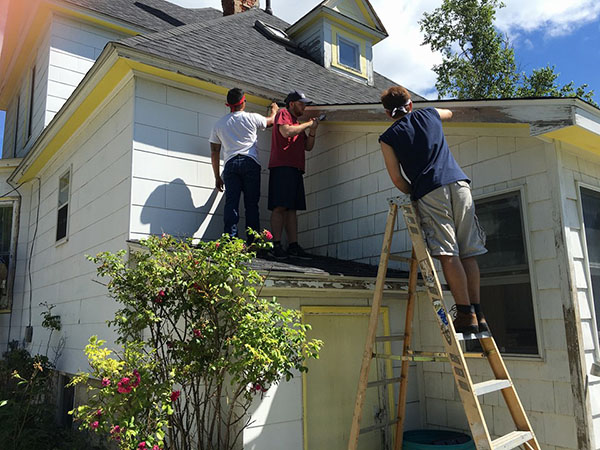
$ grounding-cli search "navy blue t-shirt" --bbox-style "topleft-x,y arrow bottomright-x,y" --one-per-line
378,107 -> 468,200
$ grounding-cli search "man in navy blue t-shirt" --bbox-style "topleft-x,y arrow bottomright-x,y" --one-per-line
379,86 -> 488,334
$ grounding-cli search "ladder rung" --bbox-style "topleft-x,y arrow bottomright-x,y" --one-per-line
359,418 -> 399,435
473,379 -> 512,396
491,431 -> 533,450
388,254 -> 413,263
367,376 -> 402,388
455,331 -> 492,341
373,353 -> 448,362
375,334 -> 405,342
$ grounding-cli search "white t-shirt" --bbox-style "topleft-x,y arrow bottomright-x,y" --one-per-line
209,111 -> 267,165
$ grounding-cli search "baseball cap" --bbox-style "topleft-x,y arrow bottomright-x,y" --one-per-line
285,90 -> 312,104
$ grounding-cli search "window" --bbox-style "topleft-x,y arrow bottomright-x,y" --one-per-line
581,187 -> 600,331
27,66 -> 36,140
56,170 -> 71,242
14,96 -> 20,156
338,36 -> 360,71
467,191 -> 538,355
0,200 -> 18,311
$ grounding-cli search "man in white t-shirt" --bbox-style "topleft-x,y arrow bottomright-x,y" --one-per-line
210,88 -> 278,240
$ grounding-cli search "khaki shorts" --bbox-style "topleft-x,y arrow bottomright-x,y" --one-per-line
416,181 -> 487,258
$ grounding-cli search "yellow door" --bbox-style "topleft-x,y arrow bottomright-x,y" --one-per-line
302,307 -> 393,450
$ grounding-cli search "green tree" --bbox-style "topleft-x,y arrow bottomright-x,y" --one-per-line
70,233 -> 322,450
420,0 -> 596,105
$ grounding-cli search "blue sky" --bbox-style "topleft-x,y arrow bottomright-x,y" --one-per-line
1,0 -> 599,154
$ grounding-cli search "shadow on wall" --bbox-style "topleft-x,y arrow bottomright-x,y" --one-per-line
140,178 -> 224,240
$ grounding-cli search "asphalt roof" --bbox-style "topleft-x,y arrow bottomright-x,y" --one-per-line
61,0 -> 222,31
119,8 -> 425,104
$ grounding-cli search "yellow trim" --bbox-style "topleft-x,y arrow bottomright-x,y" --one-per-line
50,4 -> 139,36
544,125 -> 600,154
16,56 -> 276,183
444,122 -> 530,129
301,306 -> 394,450
290,11 -> 382,43
354,0 -> 377,29
331,25 -> 367,79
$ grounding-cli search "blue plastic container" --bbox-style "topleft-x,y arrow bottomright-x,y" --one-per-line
403,430 -> 475,450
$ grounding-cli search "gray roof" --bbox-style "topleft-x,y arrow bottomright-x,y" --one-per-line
119,8 -> 425,104
62,0 -> 222,31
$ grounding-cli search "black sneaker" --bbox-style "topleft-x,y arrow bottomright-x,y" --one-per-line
288,243 -> 312,260
268,244 -> 288,260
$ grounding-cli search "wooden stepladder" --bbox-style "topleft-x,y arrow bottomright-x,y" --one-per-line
348,198 -> 540,450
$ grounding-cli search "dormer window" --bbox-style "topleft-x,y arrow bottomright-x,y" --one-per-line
338,36 -> 360,71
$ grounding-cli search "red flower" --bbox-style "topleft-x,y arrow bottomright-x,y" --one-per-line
110,425 -> 122,440
117,377 -> 132,394
95,409 -> 103,417
138,442 -> 147,449
152,446 -> 161,450
193,329 -> 202,338
131,370 -> 141,388
170,390 -> 180,402
101,377 -> 111,387
90,421 -> 99,430
262,229 -> 273,240
154,289 -> 166,303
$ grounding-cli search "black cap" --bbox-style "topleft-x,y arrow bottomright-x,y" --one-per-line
285,90 -> 312,105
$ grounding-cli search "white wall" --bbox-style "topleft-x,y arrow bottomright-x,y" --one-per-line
0,80 -> 134,375
46,14 -> 128,126
130,77 -> 274,242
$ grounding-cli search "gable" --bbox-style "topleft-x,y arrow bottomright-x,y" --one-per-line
325,0 -> 377,30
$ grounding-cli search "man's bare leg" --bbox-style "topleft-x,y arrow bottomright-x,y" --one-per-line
284,209 -> 298,244
270,207 -> 286,241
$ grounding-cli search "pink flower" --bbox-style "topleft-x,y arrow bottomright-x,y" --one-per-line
110,425 -> 122,440
101,377 -> 110,387
90,421 -> 99,430
193,329 -> 202,338
215,242 -> 220,248
262,229 -> 273,240
138,442 -> 147,449
170,390 -> 180,402
154,289 -> 166,304
117,377 -> 132,394
131,369 -> 141,388
152,446 -> 161,450
95,409 -> 103,417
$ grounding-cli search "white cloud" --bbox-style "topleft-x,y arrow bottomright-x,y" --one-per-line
169,0 -> 598,99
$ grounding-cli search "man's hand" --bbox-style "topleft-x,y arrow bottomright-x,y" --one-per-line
215,175 -> 224,192
309,117 -> 320,131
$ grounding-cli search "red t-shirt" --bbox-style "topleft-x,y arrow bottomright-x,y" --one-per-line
268,108 -> 307,172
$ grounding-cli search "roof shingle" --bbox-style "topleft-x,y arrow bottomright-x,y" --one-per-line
119,8 -> 425,104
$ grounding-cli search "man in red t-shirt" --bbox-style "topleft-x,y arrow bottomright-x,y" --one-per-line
267,90 -> 319,259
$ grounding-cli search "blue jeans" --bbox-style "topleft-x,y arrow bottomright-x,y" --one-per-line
222,155 -> 261,238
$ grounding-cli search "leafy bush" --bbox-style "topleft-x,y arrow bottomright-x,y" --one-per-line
71,232 -> 322,450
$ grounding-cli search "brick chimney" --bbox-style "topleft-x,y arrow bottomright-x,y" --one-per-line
222,0 -> 259,16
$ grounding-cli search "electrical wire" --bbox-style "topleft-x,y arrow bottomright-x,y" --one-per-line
27,178 -> 41,328
0,181 -> 25,199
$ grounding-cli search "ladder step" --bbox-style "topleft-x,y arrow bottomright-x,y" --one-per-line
367,376 -> 402,388
491,431 -> 533,450
455,331 -> 492,341
359,418 -> 399,435
473,379 -> 512,396
375,334 -> 405,342
388,254 -> 413,263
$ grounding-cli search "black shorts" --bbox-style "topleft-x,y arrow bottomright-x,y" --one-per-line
268,166 -> 306,211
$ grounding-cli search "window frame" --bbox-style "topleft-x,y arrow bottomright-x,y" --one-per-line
56,167 -> 72,245
576,182 -> 600,361
337,35 -> 361,71
0,197 -> 20,313
473,186 -> 542,358
27,65 -> 36,141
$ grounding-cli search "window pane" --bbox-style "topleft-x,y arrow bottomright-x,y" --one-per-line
339,38 -> 359,69
472,191 -> 538,355
581,188 -> 600,331
59,173 -> 70,206
56,204 -> 68,241
582,188 -> 600,264
476,193 -> 527,272
1,205 -> 13,309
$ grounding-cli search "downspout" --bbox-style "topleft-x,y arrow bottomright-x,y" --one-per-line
265,0 -> 272,15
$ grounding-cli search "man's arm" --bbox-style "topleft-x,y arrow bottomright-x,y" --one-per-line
435,108 -> 453,120
380,141 -> 411,194
210,142 -> 224,192
279,119 -> 315,139
304,118 -> 319,151
265,102 -> 279,127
